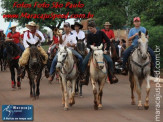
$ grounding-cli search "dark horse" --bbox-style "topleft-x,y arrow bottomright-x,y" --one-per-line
75,37 -> 89,97
0,40 -> 7,71
26,41 -> 44,100
4,41 -> 21,89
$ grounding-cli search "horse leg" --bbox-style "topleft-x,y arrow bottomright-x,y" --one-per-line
129,72 -> 135,105
144,75 -> 150,110
75,79 -> 79,95
60,82 -> 65,106
69,79 -> 76,106
9,66 -> 16,89
79,84 -> 83,97
16,64 -> 21,89
98,78 -> 106,109
62,79 -> 68,110
91,78 -> 98,110
134,75 -> 142,109
36,72 -> 42,99
31,75 -> 36,100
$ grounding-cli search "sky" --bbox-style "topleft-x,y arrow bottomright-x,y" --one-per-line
0,0 -> 74,34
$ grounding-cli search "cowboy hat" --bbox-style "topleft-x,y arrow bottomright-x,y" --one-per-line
9,25 -> 17,30
103,22 -> 111,26
71,22 -> 83,30
25,21 -> 39,29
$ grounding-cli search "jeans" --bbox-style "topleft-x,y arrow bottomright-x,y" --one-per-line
82,52 -> 114,72
17,43 -> 25,52
50,49 -> 83,75
122,45 -> 156,68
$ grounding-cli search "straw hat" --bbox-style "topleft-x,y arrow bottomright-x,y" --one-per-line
25,21 -> 39,29
103,22 -> 111,26
9,25 -> 17,30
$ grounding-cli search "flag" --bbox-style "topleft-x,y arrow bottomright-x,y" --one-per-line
5,20 -> 11,36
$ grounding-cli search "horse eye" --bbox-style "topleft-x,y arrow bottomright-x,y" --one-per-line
63,55 -> 65,57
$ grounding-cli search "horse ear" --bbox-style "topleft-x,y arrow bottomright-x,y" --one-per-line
27,41 -> 32,47
145,31 -> 148,36
35,41 -> 40,46
76,37 -> 79,41
138,31 -> 141,37
98,43 -> 103,49
90,45 -> 95,50
64,46 -> 67,50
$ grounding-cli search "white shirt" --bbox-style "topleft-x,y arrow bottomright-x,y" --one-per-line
23,30 -> 45,48
71,30 -> 85,40
60,32 -> 77,49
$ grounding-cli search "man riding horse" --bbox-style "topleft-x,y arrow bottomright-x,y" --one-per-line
19,21 -> 48,78
48,22 -> 83,81
121,17 -> 156,75
82,20 -> 118,84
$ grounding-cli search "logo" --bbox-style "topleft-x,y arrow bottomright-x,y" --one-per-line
2,105 -> 33,121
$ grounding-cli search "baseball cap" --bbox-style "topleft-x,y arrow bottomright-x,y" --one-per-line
64,22 -> 70,27
133,17 -> 140,22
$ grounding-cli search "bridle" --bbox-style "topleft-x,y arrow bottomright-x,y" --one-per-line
57,51 -> 68,65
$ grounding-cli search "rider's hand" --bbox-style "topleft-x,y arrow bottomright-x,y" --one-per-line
67,43 -> 71,47
134,33 -> 138,37
104,50 -> 108,54
35,33 -> 40,37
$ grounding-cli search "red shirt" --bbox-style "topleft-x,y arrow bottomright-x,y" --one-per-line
20,34 -> 24,40
101,29 -> 115,39
53,35 -> 59,44
7,32 -> 20,44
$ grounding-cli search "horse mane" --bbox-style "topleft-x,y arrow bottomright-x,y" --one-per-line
5,41 -> 20,57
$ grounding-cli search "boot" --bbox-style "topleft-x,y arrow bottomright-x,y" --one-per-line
121,66 -> 128,75
108,70 -> 118,84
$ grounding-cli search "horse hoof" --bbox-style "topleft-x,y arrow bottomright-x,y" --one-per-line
144,105 -> 149,110
98,104 -> 103,110
36,96 -> 39,99
64,107 -> 68,111
80,95 -> 83,98
131,101 -> 136,105
137,106 -> 143,110
94,105 -> 98,110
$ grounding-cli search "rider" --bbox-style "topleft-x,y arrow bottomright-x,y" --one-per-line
0,29 -> 5,41
71,22 -> 85,40
6,25 -> 25,52
101,22 -> 115,42
82,20 -> 118,84
48,22 -> 83,81
19,21 -> 48,78
121,17 -> 156,75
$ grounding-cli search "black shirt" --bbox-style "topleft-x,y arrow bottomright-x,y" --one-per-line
87,30 -> 110,51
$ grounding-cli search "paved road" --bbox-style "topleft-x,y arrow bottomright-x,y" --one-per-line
0,69 -> 162,122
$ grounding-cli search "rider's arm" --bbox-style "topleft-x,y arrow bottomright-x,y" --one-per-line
102,31 -> 110,50
5,33 -> 13,41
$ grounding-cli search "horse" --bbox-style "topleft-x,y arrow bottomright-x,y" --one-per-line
26,41 -> 44,100
75,37 -> 89,97
90,44 -> 107,110
56,45 -> 78,111
45,44 -> 58,82
4,41 -> 21,89
128,31 -> 151,110
0,40 -> 7,71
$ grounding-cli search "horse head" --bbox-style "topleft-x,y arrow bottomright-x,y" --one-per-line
4,41 -> 20,61
27,41 -> 43,70
91,44 -> 104,69
137,31 -> 149,60
56,45 -> 68,70
76,37 -> 86,56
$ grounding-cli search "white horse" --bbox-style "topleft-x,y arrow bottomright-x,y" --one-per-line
56,45 -> 78,111
129,31 -> 151,110
90,44 -> 107,110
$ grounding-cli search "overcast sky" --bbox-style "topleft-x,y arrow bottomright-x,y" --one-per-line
0,0 -> 74,33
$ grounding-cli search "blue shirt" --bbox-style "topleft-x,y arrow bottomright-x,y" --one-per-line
128,26 -> 146,46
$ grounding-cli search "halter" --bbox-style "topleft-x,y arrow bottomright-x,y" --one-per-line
92,52 -> 107,74
57,51 -> 68,65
